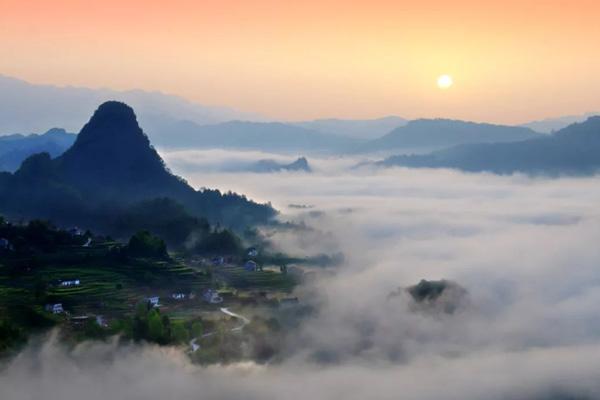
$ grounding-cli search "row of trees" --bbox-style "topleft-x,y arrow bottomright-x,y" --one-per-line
0,217 -> 89,254
129,301 -> 203,345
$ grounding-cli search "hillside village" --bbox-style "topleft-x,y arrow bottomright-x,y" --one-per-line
0,216 -> 313,363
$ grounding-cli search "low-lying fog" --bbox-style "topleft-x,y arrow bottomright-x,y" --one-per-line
3,149 -> 600,400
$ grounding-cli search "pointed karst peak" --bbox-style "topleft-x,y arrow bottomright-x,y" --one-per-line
64,100 -> 152,156
77,101 -> 142,140
57,101 -> 171,189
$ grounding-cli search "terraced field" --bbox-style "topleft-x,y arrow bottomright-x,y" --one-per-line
0,245 -> 212,317
0,241 -> 302,322
217,265 -> 297,292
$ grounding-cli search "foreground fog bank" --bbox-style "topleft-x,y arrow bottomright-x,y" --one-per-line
2,335 -> 600,400
4,149 -> 600,399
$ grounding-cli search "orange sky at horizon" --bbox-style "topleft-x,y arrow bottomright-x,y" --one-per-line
1,0 -> 599,123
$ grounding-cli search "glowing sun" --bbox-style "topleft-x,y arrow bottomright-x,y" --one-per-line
437,74 -> 453,89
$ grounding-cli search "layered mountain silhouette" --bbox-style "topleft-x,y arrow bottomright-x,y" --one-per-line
520,112 -> 599,133
0,128 -> 75,172
149,119 -> 361,153
292,116 -> 407,140
377,116 -> 600,175
0,74 -> 258,134
359,119 -> 542,153
0,101 -> 275,229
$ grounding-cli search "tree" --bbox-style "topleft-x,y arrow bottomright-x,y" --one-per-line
113,198 -> 211,247
171,321 -> 189,344
147,309 -> 164,342
126,230 -> 168,259
191,320 -> 204,338
196,229 -> 242,254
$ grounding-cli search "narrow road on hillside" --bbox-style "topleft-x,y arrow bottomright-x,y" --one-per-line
189,307 -> 251,352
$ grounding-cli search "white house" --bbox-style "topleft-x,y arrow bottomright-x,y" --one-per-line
68,227 -> 84,236
96,315 -> 108,328
212,256 -> 225,266
244,260 -> 258,272
147,296 -> 160,307
202,289 -> 223,304
60,279 -> 80,287
45,303 -> 64,314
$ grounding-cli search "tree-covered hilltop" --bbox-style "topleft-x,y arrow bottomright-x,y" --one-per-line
0,101 -> 276,232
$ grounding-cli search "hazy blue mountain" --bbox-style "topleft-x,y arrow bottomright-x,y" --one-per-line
520,112 -> 599,133
0,128 -> 76,172
359,119 -> 542,153
378,116 -> 600,175
149,119 -> 362,153
0,102 -> 275,229
0,74 -> 260,135
292,116 -> 407,140
248,157 -> 311,173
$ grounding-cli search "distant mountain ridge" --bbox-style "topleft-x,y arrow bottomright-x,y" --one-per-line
0,101 -> 275,229
0,128 -> 76,172
150,119 -> 362,153
377,116 -> 600,175
520,112 -> 599,133
292,116 -> 407,140
359,119 -> 542,153
361,119 -> 540,152
0,74 -> 261,135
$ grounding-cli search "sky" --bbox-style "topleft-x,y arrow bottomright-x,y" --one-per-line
1,0 -> 600,123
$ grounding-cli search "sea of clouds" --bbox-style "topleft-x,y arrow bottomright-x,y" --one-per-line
2,149 -> 600,400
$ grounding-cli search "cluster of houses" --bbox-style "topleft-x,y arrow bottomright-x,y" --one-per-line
44,306 -> 110,329
60,279 -> 81,287
211,255 -> 236,266
44,278 -> 83,315
45,303 -> 64,314
171,292 -> 196,301
41,241 -> 292,330
143,292 -> 199,306
210,257 -> 261,272
146,296 -> 160,308
208,247 -> 259,268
